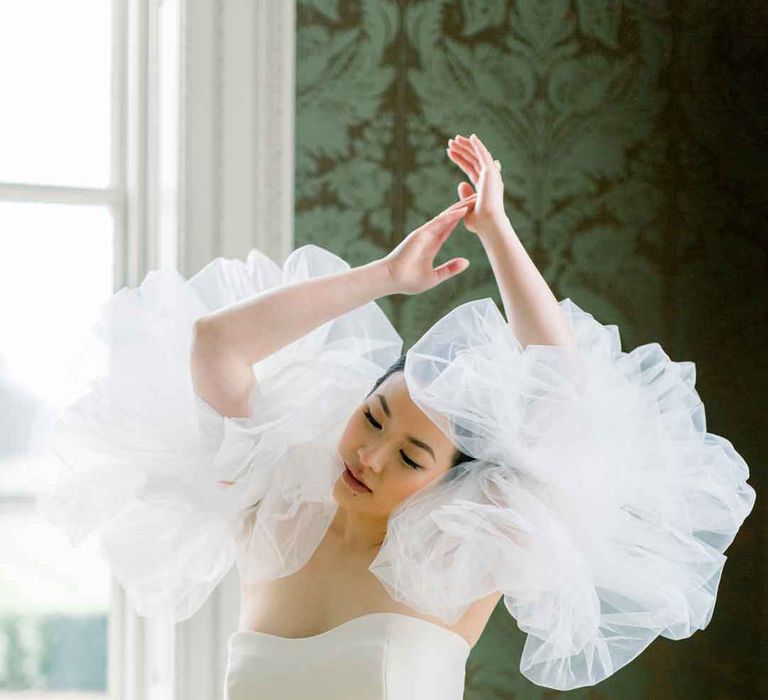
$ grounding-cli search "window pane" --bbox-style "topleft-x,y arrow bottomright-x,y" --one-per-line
0,0 -> 112,188
0,202 -> 113,695
0,202 -> 114,406
0,503 -> 110,694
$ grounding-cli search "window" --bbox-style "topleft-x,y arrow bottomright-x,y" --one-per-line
0,0 -> 295,696
0,0 -> 120,695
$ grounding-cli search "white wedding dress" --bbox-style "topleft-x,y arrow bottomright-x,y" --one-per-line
36,242 -> 756,692
223,612 -> 471,700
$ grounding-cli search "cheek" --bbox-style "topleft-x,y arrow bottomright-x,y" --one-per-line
380,472 -> 429,505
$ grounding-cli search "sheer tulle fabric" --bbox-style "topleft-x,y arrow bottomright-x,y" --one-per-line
36,244 -> 402,621
372,297 -> 756,689
36,244 -> 755,691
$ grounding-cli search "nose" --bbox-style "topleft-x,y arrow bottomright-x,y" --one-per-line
357,444 -> 386,473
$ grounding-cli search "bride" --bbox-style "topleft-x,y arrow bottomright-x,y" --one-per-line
195,134 -> 515,697
39,133 -> 756,697
192,133 -> 542,645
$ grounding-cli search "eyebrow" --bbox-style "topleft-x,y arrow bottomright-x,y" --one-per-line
374,393 -> 436,462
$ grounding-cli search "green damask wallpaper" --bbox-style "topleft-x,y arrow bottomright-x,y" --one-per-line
294,1 -> 766,697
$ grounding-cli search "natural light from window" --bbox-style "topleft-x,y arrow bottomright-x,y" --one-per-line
0,1 -> 114,695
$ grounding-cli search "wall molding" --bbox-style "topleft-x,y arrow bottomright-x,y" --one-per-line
180,0 -> 296,276
174,1 -> 296,698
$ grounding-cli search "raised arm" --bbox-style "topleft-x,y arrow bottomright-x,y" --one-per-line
448,133 -> 576,349
191,259 -> 394,417
194,261 -> 393,367
191,196 -> 476,418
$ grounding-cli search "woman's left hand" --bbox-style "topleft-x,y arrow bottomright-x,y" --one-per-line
447,133 -> 506,237
381,194 -> 477,295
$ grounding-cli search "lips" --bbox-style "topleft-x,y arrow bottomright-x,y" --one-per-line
344,462 -> 371,491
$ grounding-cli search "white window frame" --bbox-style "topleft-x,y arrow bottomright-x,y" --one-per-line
1,0 -> 295,695
131,0 -> 296,697
0,1 -> 133,697
174,2 -> 295,697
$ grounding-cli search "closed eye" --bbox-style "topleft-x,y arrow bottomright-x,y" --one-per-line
362,408 -> 423,470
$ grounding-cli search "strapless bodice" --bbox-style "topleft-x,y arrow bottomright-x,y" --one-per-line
223,611 -> 471,699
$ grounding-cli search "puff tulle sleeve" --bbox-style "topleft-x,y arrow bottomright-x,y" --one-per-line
35,244 -> 403,623
368,296 -> 756,691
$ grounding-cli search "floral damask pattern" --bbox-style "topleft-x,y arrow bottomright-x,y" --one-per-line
295,1 -> 766,697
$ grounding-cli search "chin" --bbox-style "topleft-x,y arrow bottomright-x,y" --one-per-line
331,473 -> 349,502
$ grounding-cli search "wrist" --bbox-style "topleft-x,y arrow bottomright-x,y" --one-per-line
477,214 -> 515,241
358,258 -> 399,298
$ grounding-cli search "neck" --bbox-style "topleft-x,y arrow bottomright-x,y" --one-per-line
328,506 -> 387,553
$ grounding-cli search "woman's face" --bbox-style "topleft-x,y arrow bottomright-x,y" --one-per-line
333,371 -> 456,519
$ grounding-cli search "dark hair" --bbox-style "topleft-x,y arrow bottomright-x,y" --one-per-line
365,353 -> 475,469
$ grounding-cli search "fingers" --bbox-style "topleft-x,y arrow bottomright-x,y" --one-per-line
449,137 -> 476,161
452,135 -> 479,167
468,133 -> 495,168
424,205 -> 466,233
427,200 -> 471,238
453,133 -> 494,171
447,146 -> 479,183
432,257 -> 469,284
417,188 -> 477,237
438,204 -> 470,225
433,206 -> 466,245
448,137 -> 479,171
446,192 -> 477,211
449,134 -> 497,180
436,195 -> 475,222
457,181 -> 475,200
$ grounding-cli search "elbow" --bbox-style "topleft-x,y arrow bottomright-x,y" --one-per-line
192,317 -> 219,350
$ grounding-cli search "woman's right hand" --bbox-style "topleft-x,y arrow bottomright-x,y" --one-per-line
381,194 -> 478,295
446,133 -> 506,236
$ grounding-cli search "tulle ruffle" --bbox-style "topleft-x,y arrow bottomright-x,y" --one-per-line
35,242 -> 756,691
35,244 -> 402,621
369,296 -> 756,690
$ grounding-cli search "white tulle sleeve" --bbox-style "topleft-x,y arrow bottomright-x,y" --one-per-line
368,296 -> 756,691
35,244 -> 403,623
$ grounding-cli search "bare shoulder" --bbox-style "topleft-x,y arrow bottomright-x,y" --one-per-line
450,589 -> 504,649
